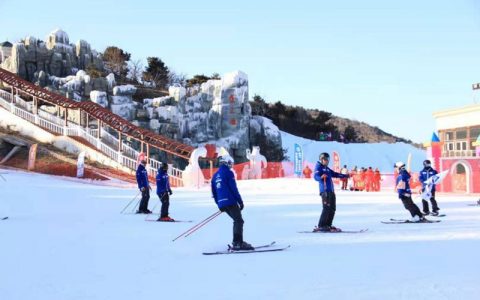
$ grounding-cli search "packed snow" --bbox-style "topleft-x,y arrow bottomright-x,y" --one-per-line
281,131 -> 427,173
0,169 -> 479,300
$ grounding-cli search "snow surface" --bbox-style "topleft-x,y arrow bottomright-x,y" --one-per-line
281,131 -> 426,173
1,169 -> 479,300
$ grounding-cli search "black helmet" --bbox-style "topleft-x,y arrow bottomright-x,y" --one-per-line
160,162 -> 168,171
319,152 -> 330,161
423,159 -> 431,167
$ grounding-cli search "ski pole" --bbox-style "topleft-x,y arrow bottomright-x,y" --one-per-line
0,174 -> 6,182
120,191 -> 140,214
172,210 -> 222,242
130,198 -> 141,214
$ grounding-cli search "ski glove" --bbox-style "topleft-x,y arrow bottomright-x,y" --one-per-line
168,190 -> 173,196
140,187 -> 146,192
239,203 -> 244,211
219,207 -> 227,212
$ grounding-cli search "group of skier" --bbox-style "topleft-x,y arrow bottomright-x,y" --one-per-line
135,151 -> 442,250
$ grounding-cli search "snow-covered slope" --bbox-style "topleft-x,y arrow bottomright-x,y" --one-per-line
281,131 -> 426,173
0,170 -> 479,300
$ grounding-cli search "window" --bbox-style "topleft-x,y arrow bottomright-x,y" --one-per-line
456,130 -> 467,139
456,142 -> 461,150
447,143 -> 454,151
462,141 -> 467,150
470,127 -> 480,139
456,164 -> 466,174
445,132 -> 453,141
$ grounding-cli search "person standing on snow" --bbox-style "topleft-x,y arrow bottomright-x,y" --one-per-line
419,159 -> 440,216
156,162 -> 174,221
314,152 -> 349,232
211,155 -> 253,250
395,162 -> 425,222
135,159 -> 152,214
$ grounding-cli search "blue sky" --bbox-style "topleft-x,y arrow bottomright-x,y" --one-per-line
1,0 -> 480,143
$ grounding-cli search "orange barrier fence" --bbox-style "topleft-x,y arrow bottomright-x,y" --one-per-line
201,161 -> 424,192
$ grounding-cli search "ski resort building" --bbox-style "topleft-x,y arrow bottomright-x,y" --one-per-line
429,103 -> 480,194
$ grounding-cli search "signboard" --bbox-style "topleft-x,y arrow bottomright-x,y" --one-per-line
294,143 -> 303,177
76,151 -> 86,178
27,144 -> 38,171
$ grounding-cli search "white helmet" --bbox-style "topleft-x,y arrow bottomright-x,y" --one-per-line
219,155 -> 234,167
394,161 -> 406,170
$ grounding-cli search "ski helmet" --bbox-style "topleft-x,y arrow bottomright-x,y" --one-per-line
319,152 -> 330,161
219,155 -> 234,168
394,161 -> 406,170
160,162 -> 168,171
423,159 -> 431,167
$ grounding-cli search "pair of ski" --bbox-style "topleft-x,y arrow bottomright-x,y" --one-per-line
145,219 -> 192,223
382,218 -> 441,224
1,217 -> 8,221
203,241 -> 290,255
298,228 -> 368,234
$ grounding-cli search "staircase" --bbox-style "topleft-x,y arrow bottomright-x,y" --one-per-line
0,68 -> 194,186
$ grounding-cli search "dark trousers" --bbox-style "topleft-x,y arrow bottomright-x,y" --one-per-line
158,192 -> 170,218
341,178 -> 348,190
400,195 -> 423,218
318,192 -> 336,228
139,188 -> 150,211
421,190 -> 439,213
224,205 -> 244,244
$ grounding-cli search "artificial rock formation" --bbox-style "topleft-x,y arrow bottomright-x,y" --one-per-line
0,29 -> 103,82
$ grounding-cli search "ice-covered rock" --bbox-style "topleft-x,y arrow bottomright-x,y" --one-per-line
168,85 -> 186,102
1,29 -> 104,81
90,91 -> 108,108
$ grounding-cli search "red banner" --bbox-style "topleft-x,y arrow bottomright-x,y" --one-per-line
28,144 -> 38,171
332,151 -> 340,184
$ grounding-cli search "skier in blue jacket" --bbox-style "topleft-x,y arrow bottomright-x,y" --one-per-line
211,155 -> 253,250
419,159 -> 440,216
135,159 -> 152,214
395,162 -> 425,221
314,152 -> 349,232
156,162 -> 173,221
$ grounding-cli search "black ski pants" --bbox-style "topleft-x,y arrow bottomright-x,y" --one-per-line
224,205 -> 244,244
158,192 -> 170,218
318,192 -> 336,228
421,190 -> 439,213
139,188 -> 150,212
400,195 -> 423,218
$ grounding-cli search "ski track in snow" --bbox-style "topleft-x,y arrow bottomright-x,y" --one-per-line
0,170 -> 479,300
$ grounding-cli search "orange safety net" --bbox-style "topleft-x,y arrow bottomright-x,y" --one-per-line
201,161 -> 423,193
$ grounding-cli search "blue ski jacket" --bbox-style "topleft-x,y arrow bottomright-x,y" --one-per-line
211,164 -> 243,209
314,161 -> 347,193
136,164 -> 149,189
396,169 -> 412,198
156,169 -> 172,195
419,167 -> 438,192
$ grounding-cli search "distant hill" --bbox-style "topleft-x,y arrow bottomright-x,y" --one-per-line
250,95 -> 420,147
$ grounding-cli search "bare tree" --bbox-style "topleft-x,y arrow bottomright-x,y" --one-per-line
168,70 -> 188,87
128,59 -> 143,84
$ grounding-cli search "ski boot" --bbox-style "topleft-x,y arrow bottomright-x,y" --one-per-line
329,226 -> 342,232
232,241 -> 254,250
158,216 -> 175,222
